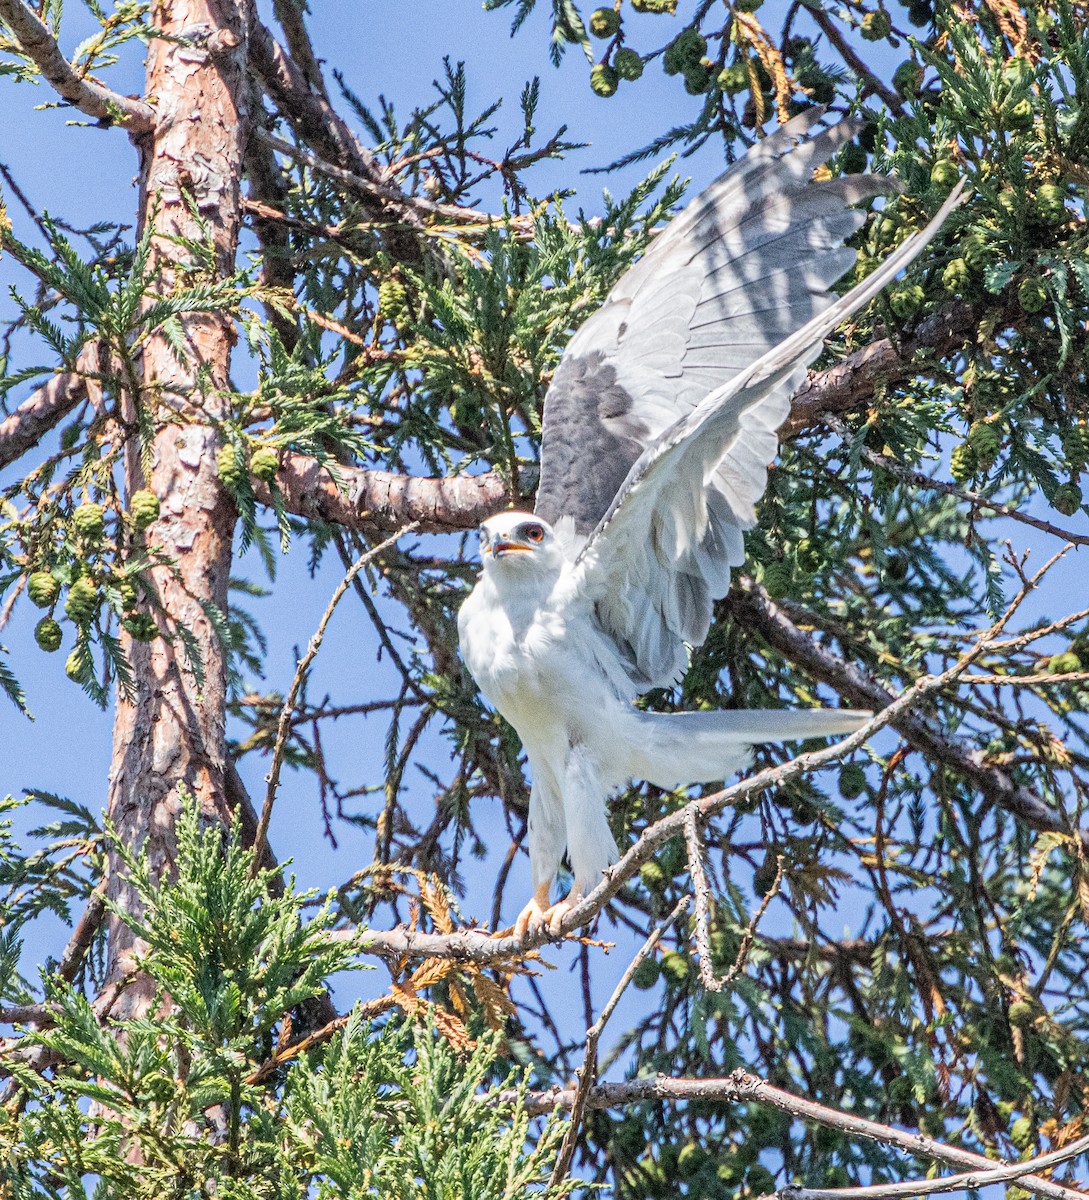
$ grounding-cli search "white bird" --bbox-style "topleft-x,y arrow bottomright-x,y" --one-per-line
458,111 -> 962,938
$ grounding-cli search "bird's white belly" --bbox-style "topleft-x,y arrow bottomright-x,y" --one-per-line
458,587 -> 613,756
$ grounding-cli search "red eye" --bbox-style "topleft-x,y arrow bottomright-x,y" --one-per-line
525,525 -> 544,543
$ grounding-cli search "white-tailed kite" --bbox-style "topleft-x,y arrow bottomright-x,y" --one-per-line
458,111 -> 961,937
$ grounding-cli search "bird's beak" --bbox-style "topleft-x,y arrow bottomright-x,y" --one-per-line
492,541 -> 532,557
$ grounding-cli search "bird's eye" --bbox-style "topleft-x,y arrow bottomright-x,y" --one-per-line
525,525 -> 545,543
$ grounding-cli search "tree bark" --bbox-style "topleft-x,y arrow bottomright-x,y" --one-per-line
104,0 -> 249,1014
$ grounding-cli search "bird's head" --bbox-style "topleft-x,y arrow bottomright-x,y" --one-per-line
478,512 -> 562,574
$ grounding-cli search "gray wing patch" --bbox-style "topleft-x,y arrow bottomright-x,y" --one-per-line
535,351 -> 650,535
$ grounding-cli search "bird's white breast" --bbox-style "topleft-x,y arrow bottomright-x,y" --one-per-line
459,564 -> 619,746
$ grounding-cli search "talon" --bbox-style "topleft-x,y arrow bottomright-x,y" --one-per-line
545,885 -> 583,935
546,900 -> 573,934
514,882 -> 554,939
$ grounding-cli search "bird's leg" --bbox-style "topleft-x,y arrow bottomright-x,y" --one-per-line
513,881 -> 554,939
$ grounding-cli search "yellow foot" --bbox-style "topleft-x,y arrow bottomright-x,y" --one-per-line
513,884 -> 584,938
513,882 -> 552,939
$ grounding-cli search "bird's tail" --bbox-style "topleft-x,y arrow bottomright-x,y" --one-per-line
623,708 -> 871,790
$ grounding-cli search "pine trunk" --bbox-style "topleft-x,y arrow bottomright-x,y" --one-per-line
104,0 -> 249,1015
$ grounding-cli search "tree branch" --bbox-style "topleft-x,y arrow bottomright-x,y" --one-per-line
0,0 -> 153,130
253,524 -> 420,872
723,577 -> 1077,841
251,128 -> 508,228
248,19 -> 426,248
0,357 -> 94,470
784,306 -> 976,438
260,450 -> 530,533
773,1133 -> 1089,1200
506,1069 -> 1089,1200
548,896 -> 690,1188
807,4 -> 906,116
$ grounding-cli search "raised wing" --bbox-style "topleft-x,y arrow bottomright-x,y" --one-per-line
573,183 -> 966,690
535,109 -> 895,536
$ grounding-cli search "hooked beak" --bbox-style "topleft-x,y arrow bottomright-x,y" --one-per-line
491,540 -> 533,558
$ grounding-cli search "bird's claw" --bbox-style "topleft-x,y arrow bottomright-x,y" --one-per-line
512,894 -> 548,940
511,885 -> 583,939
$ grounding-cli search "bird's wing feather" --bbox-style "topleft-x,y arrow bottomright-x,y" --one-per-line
572,182 -> 966,690
534,109 -> 897,536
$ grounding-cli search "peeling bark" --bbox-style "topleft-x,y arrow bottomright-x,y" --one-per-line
0,364 -> 88,470
261,450 -> 527,533
104,0 -> 249,1014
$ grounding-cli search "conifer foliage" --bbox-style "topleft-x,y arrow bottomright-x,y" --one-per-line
2,0 -> 1089,1196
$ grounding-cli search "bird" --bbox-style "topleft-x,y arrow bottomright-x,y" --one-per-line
458,110 -> 962,938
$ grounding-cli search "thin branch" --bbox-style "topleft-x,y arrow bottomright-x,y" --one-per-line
252,128 -> 513,228
1,880 -> 107,1030
963,670 -> 1089,685
808,4 -> 906,115
0,0 -> 153,130
56,879 -> 107,982
504,1069 -> 1089,1200
271,0 -> 328,101
719,852 -> 783,987
248,19 -> 384,189
772,1132 -> 1089,1200
252,524 -> 420,875
822,411 -> 1089,548
548,896 -> 690,1188
683,804 -> 723,992
244,994 -> 395,1086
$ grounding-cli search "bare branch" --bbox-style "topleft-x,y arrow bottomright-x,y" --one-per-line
270,0 -> 328,100
772,1132 -> 1089,1200
549,896 -> 690,1188
507,1069 -> 1089,1200
249,20 -> 380,186
56,880 -> 107,982
260,450 -> 529,534
0,362 -> 90,470
683,804 -> 723,992
0,0 -> 153,130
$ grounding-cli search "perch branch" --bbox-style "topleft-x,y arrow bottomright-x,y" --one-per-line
352,573 -> 1045,963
